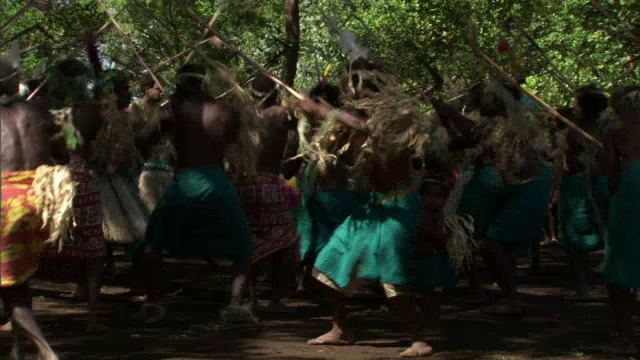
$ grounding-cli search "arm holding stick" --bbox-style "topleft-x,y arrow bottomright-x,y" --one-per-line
297,97 -> 367,131
465,39 -> 603,148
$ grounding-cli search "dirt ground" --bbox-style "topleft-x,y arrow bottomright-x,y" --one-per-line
2,245 -> 638,359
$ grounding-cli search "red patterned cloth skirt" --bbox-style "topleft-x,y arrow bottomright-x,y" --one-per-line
235,173 -> 300,264
1,171 -> 48,287
39,162 -> 106,282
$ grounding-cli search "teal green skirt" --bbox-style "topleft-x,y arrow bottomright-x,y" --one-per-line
559,175 -> 608,252
145,167 -> 252,263
295,173 -> 359,263
487,165 -> 553,252
457,166 -> 505,237
605,161 -> 640,289
414,252 -> 457,292
313,189 -> 423,289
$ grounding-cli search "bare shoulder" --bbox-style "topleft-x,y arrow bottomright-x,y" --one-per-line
203,99 -> 236,115
261,105 -> 288,126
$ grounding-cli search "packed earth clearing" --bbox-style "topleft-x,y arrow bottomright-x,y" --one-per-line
2,246 -> 635,360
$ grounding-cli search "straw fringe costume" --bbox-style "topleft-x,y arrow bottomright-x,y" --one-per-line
302,65 -> 450,297
39,154 -> 106,281
449,81 -> 554,252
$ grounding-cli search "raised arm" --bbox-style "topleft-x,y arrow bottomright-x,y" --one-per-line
429,97 -> 482,151
297,97 -> 367,131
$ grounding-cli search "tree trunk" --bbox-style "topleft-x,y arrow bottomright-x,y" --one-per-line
283,0 -> 300,87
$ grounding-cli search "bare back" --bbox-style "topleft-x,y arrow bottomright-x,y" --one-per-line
255,105 -> 289,174
1,102 -> 56,171
171,96 -> 239,170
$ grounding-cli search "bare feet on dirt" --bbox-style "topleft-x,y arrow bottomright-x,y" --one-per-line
399,341 -> 433,357
307,328 -> 355,345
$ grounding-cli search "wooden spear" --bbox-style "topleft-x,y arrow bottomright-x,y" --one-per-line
186,9 -> 304,100
95,0 -> 165,92
26,75 -> 49,101
503,20 -> 576,91
185,11 -> 221,64
467,41 -> 603,148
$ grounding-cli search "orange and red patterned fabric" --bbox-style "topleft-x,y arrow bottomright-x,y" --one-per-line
1,171 -> 47,287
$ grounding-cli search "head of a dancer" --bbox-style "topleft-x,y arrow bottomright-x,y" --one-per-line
309,81 -> 341,108
0,56 -> 20,97
49,59 -> 93,107
574,84 -> 608,123
341,57 -> 386,101
174,63 -> 207,98
140,72 -> 163,104
467,79 -> 524,118
250,72 -> 279,108
610,84 -> 640,122
99,69 -> 132,110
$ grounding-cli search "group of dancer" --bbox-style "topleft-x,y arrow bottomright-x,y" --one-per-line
1,37 -> 640,359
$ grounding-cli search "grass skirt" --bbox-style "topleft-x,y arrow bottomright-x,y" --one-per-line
39,157 -> 106,282
97,173 -> 148,244
145,167 -> 252,263
605,161 -> 640,288
139,160 -> 174,213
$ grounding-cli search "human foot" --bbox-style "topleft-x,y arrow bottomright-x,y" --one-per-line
307,329 -> 354,345
0,321 -> 11,332
399,341 -> 433,357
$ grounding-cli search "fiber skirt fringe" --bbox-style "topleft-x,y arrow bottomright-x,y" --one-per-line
97,174 -> 148,244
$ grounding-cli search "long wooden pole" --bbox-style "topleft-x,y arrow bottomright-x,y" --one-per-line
468,42 -> 603,148
26,75 -> 49,101
504,21 -> 576,91
95,0 -> 164,92
185,11 -> 221,64
186,9 -> 304,100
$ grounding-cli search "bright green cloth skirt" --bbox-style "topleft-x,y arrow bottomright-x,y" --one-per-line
605,161 -> 640,289
295,172 -> 359,263
458,165 -> 553,252
559,175 -> 608,252
313,189 -> 423,289
457,166 -> 505,237
145,167 -> 252,263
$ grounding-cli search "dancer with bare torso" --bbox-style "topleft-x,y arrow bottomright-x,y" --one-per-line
235,74 -> 299,311
0,55 -> 59,360
141,64 -> 253,323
